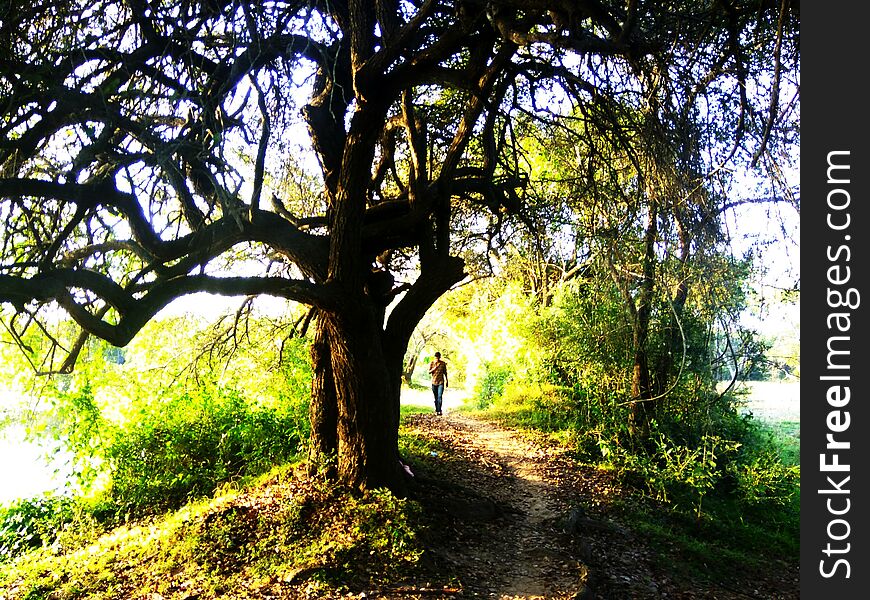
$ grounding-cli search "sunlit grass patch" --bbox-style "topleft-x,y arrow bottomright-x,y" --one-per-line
0,465 -> 424,599
399,430 -> 442,459
399,404 -> 433,419
0,487 -> 245,598
472,382 -> 603,455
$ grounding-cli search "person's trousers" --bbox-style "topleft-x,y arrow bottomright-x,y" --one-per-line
431,384 -> 444,413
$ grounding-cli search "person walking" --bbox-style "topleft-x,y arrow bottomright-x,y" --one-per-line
428,352 -> 448,415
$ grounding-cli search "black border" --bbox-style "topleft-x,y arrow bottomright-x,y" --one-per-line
801,2 -> 868,596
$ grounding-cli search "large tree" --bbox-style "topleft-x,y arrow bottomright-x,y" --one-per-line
0,0 -> 798,492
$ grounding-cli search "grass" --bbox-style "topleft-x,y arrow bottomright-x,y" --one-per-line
617,487 -> 799,587
0,409 -> 453,600
734,380 -> 800,466
0,462 -> 426,600
758,419 -> 799,466
399,403 -> 432,419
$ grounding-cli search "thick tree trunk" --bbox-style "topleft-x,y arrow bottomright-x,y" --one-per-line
307,75 -> 466,491
307,306 -> 404,493
308,315 -> 339,476
305,255 -> 465,493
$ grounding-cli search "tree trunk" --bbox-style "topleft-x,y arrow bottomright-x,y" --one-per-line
308,314 -> 338,477
629,202 -> 658,439
402,354 -> 418,386
308,305 -> 405,493
304,254 -> 464,493
629,342 -> 652,438
307,78 -> 467,493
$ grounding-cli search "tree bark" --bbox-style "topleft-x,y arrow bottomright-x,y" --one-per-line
309,313 -> 339,477
629,201 -> 658,438
402,354 -> 418,386
306,304 -> 404,492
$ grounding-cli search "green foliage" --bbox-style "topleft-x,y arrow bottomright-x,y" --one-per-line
436,280 -> 534,389
105,384 -> 309,517
0,497 -> 75,561
464,253 -> 801,513
450,260 -> 799,556
0,494 -> 113,566
39,383 -> 107,492
626,500 -> 798,586
726,420 -> 800,510
472,362 -> 513,409
729,452 -> 799,509
338,489 -> 422,579
0,315 -> 315,565
493,382 -> 578,431
531,281 -> 634,382
607,430 -> 741,518
758,419 -> 800,466
0,383 -> 310,565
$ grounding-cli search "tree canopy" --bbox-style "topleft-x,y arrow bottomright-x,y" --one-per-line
0,0 -> 799,491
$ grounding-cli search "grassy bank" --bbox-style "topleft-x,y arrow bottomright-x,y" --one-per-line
470,380 -> 800,588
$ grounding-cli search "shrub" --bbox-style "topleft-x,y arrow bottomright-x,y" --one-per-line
0,496 -> 75,562
473,362 -> 513,409
105,385 -> 308,516
730,449 -> 800,509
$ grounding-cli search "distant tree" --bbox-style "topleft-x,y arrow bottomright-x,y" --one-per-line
0,0 -> 798,491
402,324 -> 444,387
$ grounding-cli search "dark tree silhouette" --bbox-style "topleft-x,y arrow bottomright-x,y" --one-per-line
0,0 -> 798,491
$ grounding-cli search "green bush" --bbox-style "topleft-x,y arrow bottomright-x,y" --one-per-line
0,495 -> 115,564
105,385 -> 308,516
0,388 -> 310,564
0,496 -> 75,561
473,362 -> 513,409
0,317 -> 318,565
730,453 -> 799,508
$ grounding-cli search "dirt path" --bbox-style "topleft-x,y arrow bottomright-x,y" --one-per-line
402,412 -> 606,598
452,415 -> 584,598
399,410 -> 799,600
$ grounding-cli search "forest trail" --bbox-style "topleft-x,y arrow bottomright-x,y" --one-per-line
403,410 -> 638,599
420,412 -> 588,598
400,410 -> 800,600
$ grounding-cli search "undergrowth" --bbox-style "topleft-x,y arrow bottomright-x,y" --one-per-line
0,465 -> 424,600
0,407 -> 451,600
474,378 -> 800,584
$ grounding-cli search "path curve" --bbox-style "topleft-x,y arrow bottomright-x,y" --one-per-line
400,410 -> 799,600
404,411 -> 597,599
